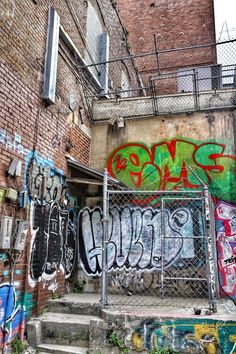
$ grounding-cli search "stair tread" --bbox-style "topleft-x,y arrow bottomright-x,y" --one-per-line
39,312 -> 100,324
49,293 -> 100,305
38,343 -> 89,353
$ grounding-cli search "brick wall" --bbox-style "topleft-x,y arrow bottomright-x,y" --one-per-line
117,0 -> 216,86
0,0 -> 133,349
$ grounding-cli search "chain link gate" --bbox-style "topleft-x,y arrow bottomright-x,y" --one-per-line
101,170 -> 218,312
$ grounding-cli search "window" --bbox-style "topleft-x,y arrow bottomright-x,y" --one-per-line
85,1 -> 109,93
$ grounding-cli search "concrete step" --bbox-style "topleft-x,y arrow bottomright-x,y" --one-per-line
48,294 -> 101,317
37,343 -> 89,354
40,312 -> 99,346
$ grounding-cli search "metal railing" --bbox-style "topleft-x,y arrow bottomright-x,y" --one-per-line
81,39 -> 236,119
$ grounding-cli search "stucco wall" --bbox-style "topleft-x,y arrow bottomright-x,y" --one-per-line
91,110 -> 236,170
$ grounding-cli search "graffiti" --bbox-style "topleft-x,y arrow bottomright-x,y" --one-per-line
0,284 -> 25,350
215,201 -> 236,303
25,153 -> 77,289
79,205 -> 204,275
224,255 -> 236,264
25,152 -> 66,202
29,201 -> 76,287
0,129 -> 28,156
131,318 -> 236,354
107,139 -> 236,203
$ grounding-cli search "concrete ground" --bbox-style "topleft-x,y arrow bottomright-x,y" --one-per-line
56,293 -> 236,321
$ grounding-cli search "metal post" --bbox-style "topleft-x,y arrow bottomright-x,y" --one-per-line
153,34 -> 160,75
203,185 -> 217,313
160,198 -> 164,299
101,168 -> 108,308
192,69 -> 199,111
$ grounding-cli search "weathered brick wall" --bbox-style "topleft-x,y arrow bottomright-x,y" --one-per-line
0,0 -> 133,350
117,0 -> 216,87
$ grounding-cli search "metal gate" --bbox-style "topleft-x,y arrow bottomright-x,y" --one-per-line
101,171 -> 218,312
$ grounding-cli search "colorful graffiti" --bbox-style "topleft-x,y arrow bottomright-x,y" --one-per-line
106,138 -> 236,302
0,284 -> 25,350
131,318 -> 236,354
107,139 -> 236,203
215,202 -> 236,303
79,205 -> 203,275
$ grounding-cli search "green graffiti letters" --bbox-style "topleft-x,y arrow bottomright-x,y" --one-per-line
107,138 -> 236,203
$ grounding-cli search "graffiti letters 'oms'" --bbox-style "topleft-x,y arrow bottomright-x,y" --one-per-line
104,138 -> 236,303
25,153 -> 77,291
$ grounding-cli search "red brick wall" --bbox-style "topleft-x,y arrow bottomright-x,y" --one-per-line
117,0 -> 216,86
0,0 -> 133,349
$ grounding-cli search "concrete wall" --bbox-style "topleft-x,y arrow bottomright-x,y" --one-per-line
90,109 -> 236,304
91,110 -> 236,169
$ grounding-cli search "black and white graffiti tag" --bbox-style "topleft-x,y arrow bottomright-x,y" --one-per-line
79,206 -> 197,275
29,201 -> 76,289
25,155 -> 67,202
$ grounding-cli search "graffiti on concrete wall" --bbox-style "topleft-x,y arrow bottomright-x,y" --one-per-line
107,139 -> 236,202
0,284 -> 25,350
79,205 -> 203,275
131,318 -> 236,354
106,138 -> 236,302
215,201 -> 236,303
26,153 -> 77,290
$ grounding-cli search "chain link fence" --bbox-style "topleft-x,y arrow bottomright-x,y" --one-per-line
82,39 -> 236,120
101,172 -> 218,312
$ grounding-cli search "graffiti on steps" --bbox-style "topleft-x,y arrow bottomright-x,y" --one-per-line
215,201 -> 236,303
79,205 -> 204,275
0,284 -> 25,350
131,318 -> 236,354
107,139 -> 236,202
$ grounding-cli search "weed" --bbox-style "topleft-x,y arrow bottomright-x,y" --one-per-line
109,331 -> 129,354
73,278 -> 86,293
11,337 -> 27,354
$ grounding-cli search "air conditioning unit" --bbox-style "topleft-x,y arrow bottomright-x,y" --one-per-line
177,64 -> 222,92
0,216 -> 13,249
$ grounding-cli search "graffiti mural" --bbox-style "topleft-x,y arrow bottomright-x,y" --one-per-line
106,138 -> 236,302
26,153 -> 77,289
29,201 -> 76,287
79,205 -> 203,275
107,139 -> 236,202
131,318 -> 236,353
215,202 -> 236,303
0,284 -> 25,350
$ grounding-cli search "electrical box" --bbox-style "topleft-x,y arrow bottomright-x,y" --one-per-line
0,216 -> 13,249
13,220 -> 29,251
5,188 -> 18,201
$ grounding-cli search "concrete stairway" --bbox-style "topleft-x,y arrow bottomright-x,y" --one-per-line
27,294 -> 105,354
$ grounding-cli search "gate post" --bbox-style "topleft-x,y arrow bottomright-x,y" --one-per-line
101,168 -> 108,308
203,185 -> 217,313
